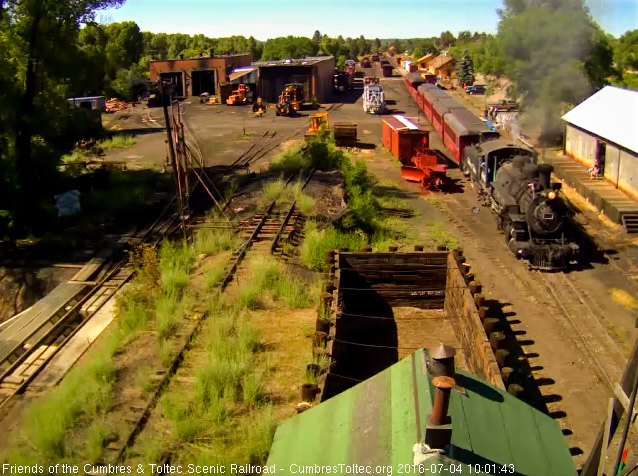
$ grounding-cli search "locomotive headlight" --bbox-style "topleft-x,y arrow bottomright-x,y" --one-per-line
547,191 -> 556,200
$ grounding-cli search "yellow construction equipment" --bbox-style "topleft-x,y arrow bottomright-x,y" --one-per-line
226,84 -> 249,105
275,83 -> 303,116
252,97 -> 267,117
305,112 -> 330,138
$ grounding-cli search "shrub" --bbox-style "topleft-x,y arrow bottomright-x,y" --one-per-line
262,177 -> 289,202
156,292 -> 179,340
300,223 -> 367,271
239,256 -> 316,309
192,228 -> 239,256
100,134 -> 136,150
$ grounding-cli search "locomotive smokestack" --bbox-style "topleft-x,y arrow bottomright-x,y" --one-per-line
538,164 -> 553,190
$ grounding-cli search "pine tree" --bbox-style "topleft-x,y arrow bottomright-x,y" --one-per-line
456,51 -> 475,87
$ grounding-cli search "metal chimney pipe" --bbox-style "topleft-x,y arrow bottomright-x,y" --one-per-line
430,376 -> 455,426
429,343 -> 456,377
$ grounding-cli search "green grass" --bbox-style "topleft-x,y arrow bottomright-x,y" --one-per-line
159,240 -> 194,295
269,147 -> 306,174
5,332 -> 120,461
192,228 -> 240,256
427,222 -> 460,250
156,292 -> 179,341
262,178 -> 289,202
238,256 -> 317,309
84,422 -> 108,463
204,266 -> 227,289
301,222 -> 367,271
100,134 -> 136,150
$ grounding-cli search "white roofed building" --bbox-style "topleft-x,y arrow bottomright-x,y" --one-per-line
562,86 -> 638,200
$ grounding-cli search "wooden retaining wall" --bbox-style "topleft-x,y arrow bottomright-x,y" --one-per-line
444,253 -> 505,389
302,248 -> 507,409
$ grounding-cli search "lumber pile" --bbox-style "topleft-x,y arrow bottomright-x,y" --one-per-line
105,98 -> 129,112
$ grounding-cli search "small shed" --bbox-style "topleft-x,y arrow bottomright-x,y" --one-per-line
267,348 -> 577,476
383,116 -> 430,164
67,96 -> 106,112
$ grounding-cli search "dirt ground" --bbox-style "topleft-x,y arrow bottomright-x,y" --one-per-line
394,306 -> 469,368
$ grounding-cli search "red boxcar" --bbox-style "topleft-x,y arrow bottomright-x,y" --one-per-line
382,116 -> 430,164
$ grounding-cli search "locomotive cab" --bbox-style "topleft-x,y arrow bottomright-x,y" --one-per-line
463,140 -> 536,189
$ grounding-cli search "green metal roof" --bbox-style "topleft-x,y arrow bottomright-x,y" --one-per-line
267,349 -> 577,476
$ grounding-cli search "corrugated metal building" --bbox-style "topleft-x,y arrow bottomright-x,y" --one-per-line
253,56 -> 335,103
149,53 -> 252,97
267,348 -> 577,475
562,86 -> 638,200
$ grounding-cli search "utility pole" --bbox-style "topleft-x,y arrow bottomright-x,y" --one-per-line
162,81 -> 187,240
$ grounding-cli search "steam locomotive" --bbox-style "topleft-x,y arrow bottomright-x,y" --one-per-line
462,139 -> 579,270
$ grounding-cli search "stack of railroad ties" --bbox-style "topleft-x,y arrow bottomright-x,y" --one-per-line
105,98 -> 129,112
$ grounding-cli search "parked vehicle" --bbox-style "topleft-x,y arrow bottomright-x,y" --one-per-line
275,83 -> 303,116
362,77 -> 385,114
487,99 -> 519,111
465,85 -> 486,95
226,84 -> 250,105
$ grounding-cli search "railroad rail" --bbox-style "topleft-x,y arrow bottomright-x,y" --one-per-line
0,203 -> 183,410
443,193 -> 627,393
114,169 -> 317,465
226,130 -> 301,176
536,270 -> 626,390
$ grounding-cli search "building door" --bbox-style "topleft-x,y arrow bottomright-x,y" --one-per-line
596,141 -> 606,174
192,70 -> 216,96
159,72 -> 185,97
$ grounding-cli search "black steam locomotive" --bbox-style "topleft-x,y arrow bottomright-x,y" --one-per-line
462,139 -> 579,270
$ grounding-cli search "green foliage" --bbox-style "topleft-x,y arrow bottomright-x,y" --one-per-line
301,222 -> 367,271
100,133 -> 136,150
261,36 -> 319,61
192,228 -> 240,256
456,51 -> 475,87
8,332 -> 119,461
612,72 -> 638,91
615,29 -> 638,72
238,256 -> 317,310
109,64 -> 148,101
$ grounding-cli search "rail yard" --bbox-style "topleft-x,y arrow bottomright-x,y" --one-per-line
0,52 -> 637,476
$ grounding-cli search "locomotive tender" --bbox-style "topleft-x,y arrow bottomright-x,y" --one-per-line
463,140 -> 579,270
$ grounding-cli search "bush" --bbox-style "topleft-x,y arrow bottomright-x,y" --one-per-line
192,228 -> 239,256
238,256 -> 316,309
301,223 -> 367,271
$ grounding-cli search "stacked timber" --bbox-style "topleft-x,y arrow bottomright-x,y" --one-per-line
105,98 -> 129,112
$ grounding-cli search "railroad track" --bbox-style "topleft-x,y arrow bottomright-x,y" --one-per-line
0,203 -> 183,411
114,169 -> 316,465
536,270 -> 626,390
443,191 -> 627,393
226,129 -> 301,176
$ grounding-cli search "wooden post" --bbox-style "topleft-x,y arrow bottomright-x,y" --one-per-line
597,398 -> 615,476
581,341 -> 638,476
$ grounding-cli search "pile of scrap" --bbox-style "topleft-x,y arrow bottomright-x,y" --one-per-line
105,98 -> 129,112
